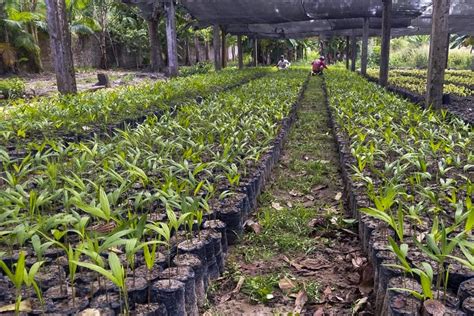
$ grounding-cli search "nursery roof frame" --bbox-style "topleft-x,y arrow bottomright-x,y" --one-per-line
180,0 -> 474,38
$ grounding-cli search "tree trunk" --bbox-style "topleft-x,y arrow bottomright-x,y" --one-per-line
213,25 -> 221,71
205,41 -> 210,61
379,0 -> 392,87
29,0 -> 43,73
148,18 -> 163,72
361,17 -> 369,75
194,35 -> 201,63
221,26 -> 227,68
237,35 -> 243,69
45,0 -> 77,94
99,31 -> 107,69
426,0 -> 450,108
185,37 -> 191,66
164,0 -> 178,77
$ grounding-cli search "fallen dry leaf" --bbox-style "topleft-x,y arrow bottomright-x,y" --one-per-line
351,257 -> 365,269
279,277 -> 296,294
0,300 -> 32,313
334,192 -> 342,201
305,195 -> 315,201
219,276 -> 245,304
312,185 -> 327,193
323,286 -> 332,300
299,258 -> 331,271
244,219 -> 262,234
289,189 -> 303,197
287,201 -> 293,208
352,296 -> 368,314
79,309 -> 101,316
293,290 -> 308,314
313,307 -> 325,316
272,202 -> 284,211
283,255 -> 304,271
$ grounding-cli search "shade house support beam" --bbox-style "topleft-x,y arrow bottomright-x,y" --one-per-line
379,0 -> 392,87
165,0 -> 178,77
221,26 -> 227,68
253,38 -> 258,67
213,24 -> 222,71
237,35 -> 243,69
345,36 -> 350,70
426,0 -> 450,109
361,17 -> 369,76
350,30 -> 357,72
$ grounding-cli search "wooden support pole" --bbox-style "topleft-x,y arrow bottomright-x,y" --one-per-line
379,0 -> 392,87
253,38 -> 258,67
213,25 -> 221,71
221,26 -> 227,68
345,36 -> 350,70
164,0 -> 178,77
426,0 -> 450,109
361,18 -> 369,76
237,35 -> 243,69
350,30 -> 357,72
45,0 -> 77,94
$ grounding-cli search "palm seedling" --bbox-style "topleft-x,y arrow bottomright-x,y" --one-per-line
75,252 -> 130,314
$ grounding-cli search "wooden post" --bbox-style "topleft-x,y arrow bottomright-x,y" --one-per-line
45,0 -> 77,94
237,35 -> 244,69
164,0 -> 178,77
426,0 -> 450,109
379,0 -> 392,87
213,25 -> 221,71
148,18 -> 163,72
351,30 -> 357,72
221,26 -> 227,68
253,38 -> 258,67
361,18 -> 369,75
345,36 -> 350,70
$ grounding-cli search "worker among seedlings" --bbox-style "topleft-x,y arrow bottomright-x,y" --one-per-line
277,55 -> 291,70
311,56 -> 328,76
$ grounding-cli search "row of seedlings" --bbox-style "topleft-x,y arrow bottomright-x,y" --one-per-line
0,69 -> 309,315
324,68 -> 474,315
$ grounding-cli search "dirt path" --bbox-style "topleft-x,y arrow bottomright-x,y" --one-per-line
18,70 -> 166,97
203,77 -> 375,315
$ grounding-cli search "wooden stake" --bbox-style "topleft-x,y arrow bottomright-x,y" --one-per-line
45,0 -> 77,94
426,0 -> 450,108
164,0 -> 178,77
361,18 -> 369,75
379,0 -> 392,87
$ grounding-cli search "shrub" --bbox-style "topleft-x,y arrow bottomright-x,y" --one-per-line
0,78 -> 25,99
179,61 -> 213,77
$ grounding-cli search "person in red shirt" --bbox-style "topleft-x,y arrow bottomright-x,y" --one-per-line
311,56 -> 328,76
